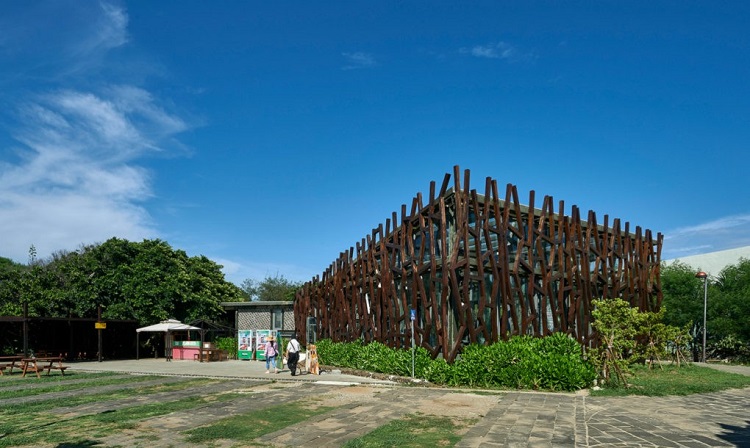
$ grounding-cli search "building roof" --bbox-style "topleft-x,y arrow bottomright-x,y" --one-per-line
664,245 -> 750,277
221,301 -> 294,310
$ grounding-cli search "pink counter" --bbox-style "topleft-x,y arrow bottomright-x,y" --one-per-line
172,346 -> 201,360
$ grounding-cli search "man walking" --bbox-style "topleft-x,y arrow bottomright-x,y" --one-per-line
286,333 -> 301,376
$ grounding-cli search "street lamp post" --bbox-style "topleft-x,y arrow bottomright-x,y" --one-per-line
695,271 -> 708,363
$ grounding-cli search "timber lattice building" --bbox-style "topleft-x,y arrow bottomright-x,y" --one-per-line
294,167 -> 663,362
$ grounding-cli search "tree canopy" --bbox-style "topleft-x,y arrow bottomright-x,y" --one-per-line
711,258 -> 750,342
660,257 -> 750,361
660,261 -> 704,331
0,238 -> 244,326
240,273 -> 301,301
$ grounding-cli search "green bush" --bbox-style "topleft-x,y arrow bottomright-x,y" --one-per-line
215,337 -> 237,359
709,335 -> 750,363
536,333 -> 597,390
590,298 -> 695,388
422,356 -> 454,385
316,333 -> 595,391
316,338 -> 361,367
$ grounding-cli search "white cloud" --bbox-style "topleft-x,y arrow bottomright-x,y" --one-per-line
460,41 -> 515,59
0,86 -> 185,263
0,3 -> 188,262
662,214 -> 750,260
667,215 -> 750,237
108,86 -> 188,137
70,2 -> 129,57
213,257 -> 316,286
342,52 -> 376,70
0,190 -> 157,264
460,41 -> 536,63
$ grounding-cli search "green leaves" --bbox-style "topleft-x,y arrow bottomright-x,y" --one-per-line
240,274 -> 301,302
453,334 -> 595,390
0,238 -> 244,326
316,334 -> 595,391
590,298 -> 694,387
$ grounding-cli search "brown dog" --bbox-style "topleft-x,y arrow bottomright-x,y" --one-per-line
307,344 -> 319,375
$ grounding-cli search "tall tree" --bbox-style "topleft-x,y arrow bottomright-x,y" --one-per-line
0,238 -> 244,326
660,261 -> 707,360
711,258 -> 750,342
660,261 -> 705,331
0,257 -> 25,316
240,274 -> 300,301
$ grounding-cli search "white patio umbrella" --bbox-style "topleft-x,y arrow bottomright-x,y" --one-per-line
136,319 -> 201,361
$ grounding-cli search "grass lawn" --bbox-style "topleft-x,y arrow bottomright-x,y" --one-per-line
343,414 -> 476,448
0,371 -> 118,389
0,373 -> 223,447
183,401 -> 334,443
590,363 -> 750,397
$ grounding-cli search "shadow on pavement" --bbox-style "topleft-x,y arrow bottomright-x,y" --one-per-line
717,420 -> 750,447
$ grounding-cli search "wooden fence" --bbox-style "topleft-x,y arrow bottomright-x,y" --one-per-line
295,166 -> 662,362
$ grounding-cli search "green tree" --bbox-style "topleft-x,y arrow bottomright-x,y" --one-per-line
660,261 -> 706,360
0,238 -> 244,326
663,257 -> 750,360
240,273 -> 300,302
89,238 -> 243,325
633,308 -> 690,368
711,258 -> 750,343
0,257 -> 26,315
240,278 -> 256,301
660,261 -> 704,329
590,298 -> 642,386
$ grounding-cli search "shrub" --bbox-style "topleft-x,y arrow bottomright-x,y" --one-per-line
529,333 -> 594,390
709,335 -> 750,363
316,333 -> 595,391
215,337 -> 237,359
591,298 -> 696,388
590,298 -> 641,386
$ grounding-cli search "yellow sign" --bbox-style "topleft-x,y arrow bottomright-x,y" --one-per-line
95,322 -> 107,329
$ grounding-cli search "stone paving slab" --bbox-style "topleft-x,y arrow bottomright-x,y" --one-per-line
582,388 -> 750,447
135,382 -> 338,435
260,386 -> 499,447
69,358 -> 398,385
457,392 -> 579,448
4,360 -> 749,447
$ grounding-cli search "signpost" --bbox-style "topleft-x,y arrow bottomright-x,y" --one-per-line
410,309 -> 416,379
97,305 -> 103,362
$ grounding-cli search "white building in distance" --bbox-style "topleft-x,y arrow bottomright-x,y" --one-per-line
664,246 -> 750,277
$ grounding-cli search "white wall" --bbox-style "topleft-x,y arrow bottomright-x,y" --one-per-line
664,245 -> 750,277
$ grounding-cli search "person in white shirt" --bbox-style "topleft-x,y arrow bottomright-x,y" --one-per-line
286,333 -> 301,376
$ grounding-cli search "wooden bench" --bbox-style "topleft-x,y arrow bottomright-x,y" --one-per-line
45,364 -> 69,375
22,357 -> 67,378
0,356 -> 24,375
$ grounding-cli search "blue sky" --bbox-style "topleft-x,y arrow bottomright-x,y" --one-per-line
1,1 -> 749,286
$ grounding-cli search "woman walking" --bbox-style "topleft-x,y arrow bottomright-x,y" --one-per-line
264,336 -> 278,374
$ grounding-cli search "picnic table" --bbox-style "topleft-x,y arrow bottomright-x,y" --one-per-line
195,349 -> 228,362
0,355 -> 24,375
21,357 -> 68,378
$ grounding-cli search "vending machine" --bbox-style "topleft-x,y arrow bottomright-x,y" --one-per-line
237,330 -> 254,360
255,330 -> 273,361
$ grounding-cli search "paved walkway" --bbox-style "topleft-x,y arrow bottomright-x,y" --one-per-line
69,357 -> 399,384
58,360 -> 750,447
